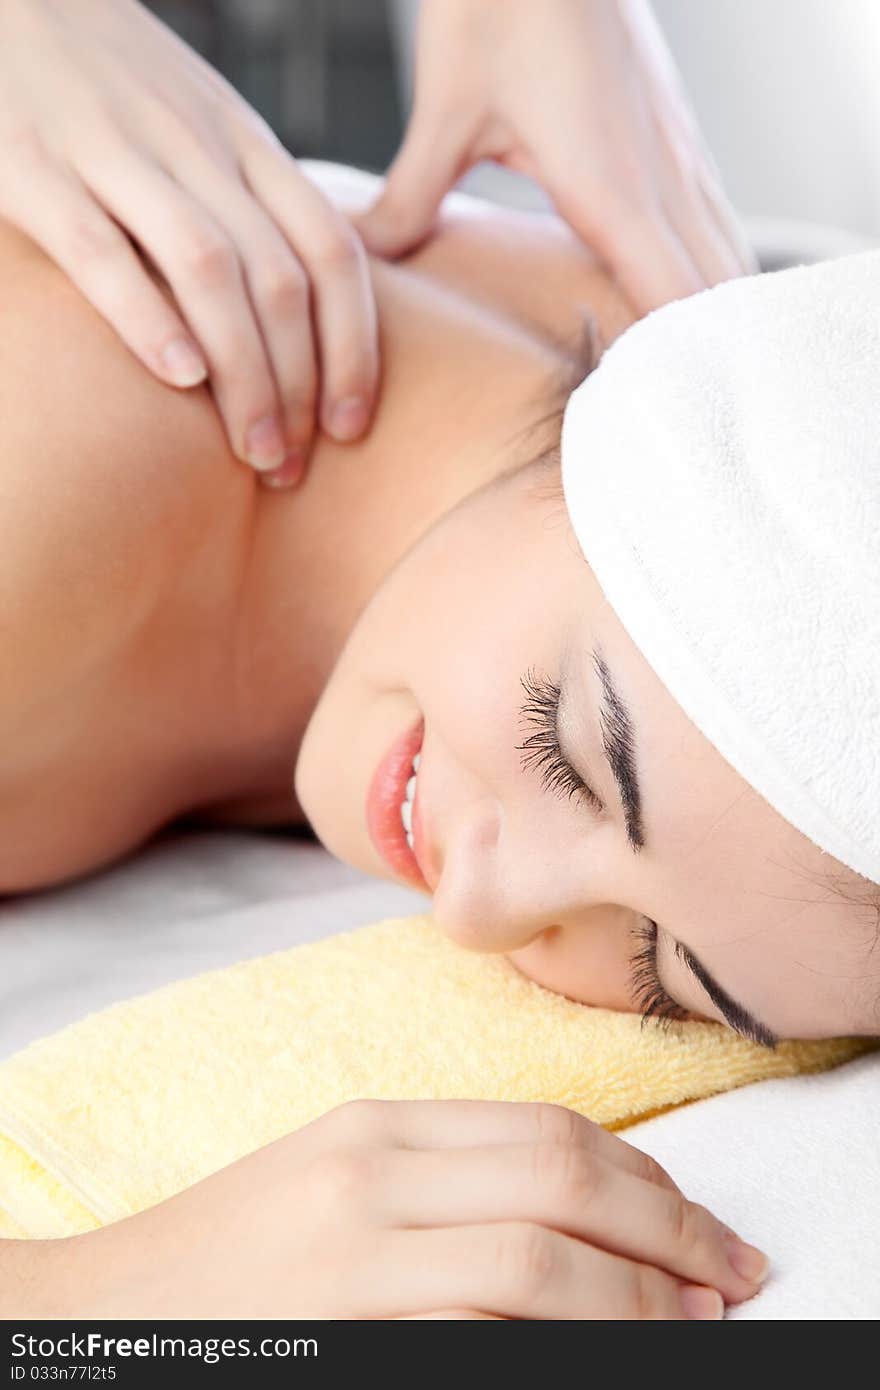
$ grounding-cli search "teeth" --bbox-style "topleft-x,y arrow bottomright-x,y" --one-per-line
400,751 -> 420,847
413,753 -> 421,771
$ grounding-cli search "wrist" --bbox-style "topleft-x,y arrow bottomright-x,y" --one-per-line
0,1226 -> 130,1319
0,1234 -> 82,1318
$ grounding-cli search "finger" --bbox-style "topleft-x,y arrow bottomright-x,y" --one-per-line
156,139 -> 323,467
694,158 -> 759,277
648,114 -> 748,287
674,201 -> 744,286
0,150 -> 208,390
376,1142 -> 766,1306
650,93 -> 758,277
329,1098 -> 680,1194
544,160 -> 705,312
77,148 -> 289,472
354,103 -> 475,259
238,138 -> 378,443
659,172 -> 744,289
374,1224 -> 720,1320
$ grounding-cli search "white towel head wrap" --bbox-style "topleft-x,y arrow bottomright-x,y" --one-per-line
561,252 -> 880,885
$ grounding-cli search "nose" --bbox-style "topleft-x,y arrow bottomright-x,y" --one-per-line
430,799 -> 593,955
433,886 -> 560,955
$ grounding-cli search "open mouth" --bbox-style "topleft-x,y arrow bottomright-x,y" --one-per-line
365,719 -> 432,891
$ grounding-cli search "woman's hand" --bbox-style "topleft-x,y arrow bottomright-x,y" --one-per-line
61,1099 -> 768,1319
0,0 -> 379,486
358,0 -> 756,313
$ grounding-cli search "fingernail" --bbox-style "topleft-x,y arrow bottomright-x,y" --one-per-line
161,338 -> 208,388
680,1285 -> 724,1320
245,414 -> 288,471
723,1230 -> 770,1284
259,449 -> 306,491
327,396 -> 369,442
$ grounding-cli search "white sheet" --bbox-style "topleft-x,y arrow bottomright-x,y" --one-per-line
2,830 -> 877,1320
0,830 -> 426,1061
630,1053 -> 880,1319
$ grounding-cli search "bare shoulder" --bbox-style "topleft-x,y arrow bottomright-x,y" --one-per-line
404,201 -> 636,353
0,219 -> 250,697
0,218 -> 243,516
303,160 -> 635,352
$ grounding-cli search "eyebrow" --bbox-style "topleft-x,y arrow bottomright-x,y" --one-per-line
673,939 -> 780,1048
590,647 -> 646,854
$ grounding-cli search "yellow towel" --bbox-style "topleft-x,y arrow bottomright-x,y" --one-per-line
0,915 -> 871,1239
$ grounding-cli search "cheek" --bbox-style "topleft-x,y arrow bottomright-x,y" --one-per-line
385,492 -> 578,814
403,479 -> 579,721
506,910 -> 641,1012
296,473 -> 578,864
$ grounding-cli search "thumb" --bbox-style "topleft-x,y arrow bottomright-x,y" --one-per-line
356,107 -> 471,258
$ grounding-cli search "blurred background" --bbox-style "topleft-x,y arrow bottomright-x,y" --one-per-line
148,0 -> 404,169
147,0 -> 880,245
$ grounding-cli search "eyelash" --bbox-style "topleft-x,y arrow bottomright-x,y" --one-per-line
516,668 -> 602,813
628,920 -> 690,1027
516,668 -> 687,1027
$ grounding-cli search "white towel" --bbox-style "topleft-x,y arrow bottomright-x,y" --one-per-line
561,252 -> 880,884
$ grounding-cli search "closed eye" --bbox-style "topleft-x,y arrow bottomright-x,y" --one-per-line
516,670 -> 689,1025
628,918 -> 690,1026
516,667 -> 603,814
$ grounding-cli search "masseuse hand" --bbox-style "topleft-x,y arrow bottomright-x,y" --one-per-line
359,0 -> 756,312
0,0 -> 379,487
55,1100 -> 768,1319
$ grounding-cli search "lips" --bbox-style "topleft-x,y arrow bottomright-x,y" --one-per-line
365,720 -> 431,891
411,769 -> 439,893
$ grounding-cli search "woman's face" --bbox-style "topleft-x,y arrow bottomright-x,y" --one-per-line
297,458 -> 880,1042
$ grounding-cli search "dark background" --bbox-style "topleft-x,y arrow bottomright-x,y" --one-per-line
146,0 -> 403,170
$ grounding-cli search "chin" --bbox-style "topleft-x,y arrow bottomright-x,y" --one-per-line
292,749 -> 361,872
